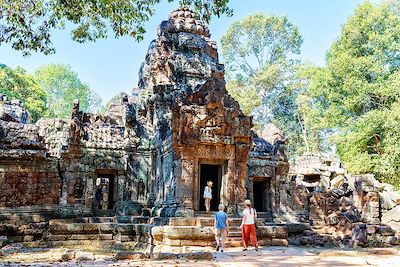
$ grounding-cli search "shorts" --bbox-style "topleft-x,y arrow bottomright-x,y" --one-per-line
215,228 -> 227,240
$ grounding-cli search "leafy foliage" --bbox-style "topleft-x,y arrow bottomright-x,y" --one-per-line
34,64 -> 103,118
0,64 -> 47,122
221,13 -> 309,154
305,1 -> 400,187
0,0 -> 232,55
221,13 -> 302,79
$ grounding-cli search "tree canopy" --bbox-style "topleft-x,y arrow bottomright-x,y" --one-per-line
221,13 -> 310,154
0,64 -> 47,122
304,1 -> 400,186
0,0 -> 232,55
34,64 -> 103,118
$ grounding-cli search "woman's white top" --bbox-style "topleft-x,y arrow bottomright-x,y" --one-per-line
242,207 -> 257,225
203,186 -> 212,198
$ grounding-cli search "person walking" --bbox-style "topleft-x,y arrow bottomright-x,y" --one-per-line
214,203 -> 229,252
241,199 -> 258,251
203,181 -> 213,212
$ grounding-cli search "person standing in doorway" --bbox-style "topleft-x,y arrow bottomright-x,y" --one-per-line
214,203 -> 229,252
241,199 -> 258,251
203,181 -> 213,212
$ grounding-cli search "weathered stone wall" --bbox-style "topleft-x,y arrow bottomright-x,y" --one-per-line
0,116 -> 61,208
0,97 -> 30,123
0,121 -> 42,150
289,154 -> 400,247
0,163 -> 61,207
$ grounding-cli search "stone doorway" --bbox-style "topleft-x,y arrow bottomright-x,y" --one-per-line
199,163 -> 222,211
93,174 -> 116,213
252,178 -> 272,212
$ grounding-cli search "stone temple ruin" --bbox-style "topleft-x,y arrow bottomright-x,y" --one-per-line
0,7 -> 399,252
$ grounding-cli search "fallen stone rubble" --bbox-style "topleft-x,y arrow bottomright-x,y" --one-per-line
289,154 -> 400,247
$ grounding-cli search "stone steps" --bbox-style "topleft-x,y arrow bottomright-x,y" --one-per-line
168,216 -> 271,227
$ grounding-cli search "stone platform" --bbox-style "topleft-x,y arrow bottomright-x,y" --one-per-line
152,216 -> 290,247
1,214 -> 308,249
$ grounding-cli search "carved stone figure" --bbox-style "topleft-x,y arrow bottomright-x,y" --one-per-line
70,99 -> 82,144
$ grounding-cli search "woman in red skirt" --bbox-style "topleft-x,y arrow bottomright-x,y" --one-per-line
241,199 -> 258,251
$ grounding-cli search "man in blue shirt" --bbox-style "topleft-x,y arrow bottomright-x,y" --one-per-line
214,203 -> 229,252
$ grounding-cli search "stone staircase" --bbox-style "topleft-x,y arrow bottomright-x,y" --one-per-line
151,214 -> 289,247
11,214 -> 310,249
41,216 -> 152,248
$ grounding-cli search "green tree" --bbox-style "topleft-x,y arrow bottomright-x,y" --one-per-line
34,64 -> 103,118
305,1 -> 400,187
0,64 -> 47,122
0,0 -> 232,56
221,13 -> 309,154
100,91 -> 127,114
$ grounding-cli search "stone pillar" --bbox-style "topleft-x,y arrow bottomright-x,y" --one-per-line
175,151 -> 194,217
117,170 -> 125,202
85,173 -> 94,209
235,161 -> 247,212
226,159 -> 235,214
148,149 -> 156,206
192,157 -> 199,211
220,160 -> 229,208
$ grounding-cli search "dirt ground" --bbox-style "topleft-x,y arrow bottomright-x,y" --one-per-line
1,244 -> 400,267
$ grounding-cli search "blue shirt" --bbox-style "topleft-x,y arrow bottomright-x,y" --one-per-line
214,211 -> 228,229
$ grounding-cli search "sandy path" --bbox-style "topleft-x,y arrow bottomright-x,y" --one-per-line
1,246 -> 399,267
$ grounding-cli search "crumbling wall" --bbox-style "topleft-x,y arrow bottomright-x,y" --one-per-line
0,162 -> 61,207
289,154 -> 400,247
0,118 -> 61,207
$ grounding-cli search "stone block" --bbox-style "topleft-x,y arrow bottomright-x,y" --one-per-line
179,252 -> 213,261
193,240 -> 213,247
119,235 -> 136,242
163,238 -> 181,246
382,206 -> 400,224
299,236 -> 313,245
151,226 -> 164,241
61,250 -> 76,261
152,252 -> 178,260
163,226 -> 214,240
98,234 -> 113,240
168,217 -> 196,226
115,225 -> 135,235
98,224 -> 115,233
285,223 -> 311,234
325,214 -> 339,225
271,238 -> 288,246
75,251 -> 95,261
256,226 -> 288,239
114,251 -> 147,260
180,239 -> 195,246
376,226 -> 395,236
367,225 -> 378,234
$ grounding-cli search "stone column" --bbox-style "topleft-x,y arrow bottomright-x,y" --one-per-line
227,159 -> 235,214
192,157 -> 199,211
235,161 -> 247,212
117,170 -> 125,202
147,149 -> 156,207
175,150 -> 195,217
85,173 -> 94,209
220,160 -> 229,208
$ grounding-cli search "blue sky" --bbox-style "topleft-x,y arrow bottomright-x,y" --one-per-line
0,0 -> 364,104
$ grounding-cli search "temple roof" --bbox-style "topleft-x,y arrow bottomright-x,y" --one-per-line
158,6 -> 210,37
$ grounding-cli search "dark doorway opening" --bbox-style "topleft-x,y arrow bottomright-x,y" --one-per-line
199,164 -> 222,211
94,174 -> 115,211
303,174 -> 320,192
253,181 -> 266,212
252,179 -> 272,212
